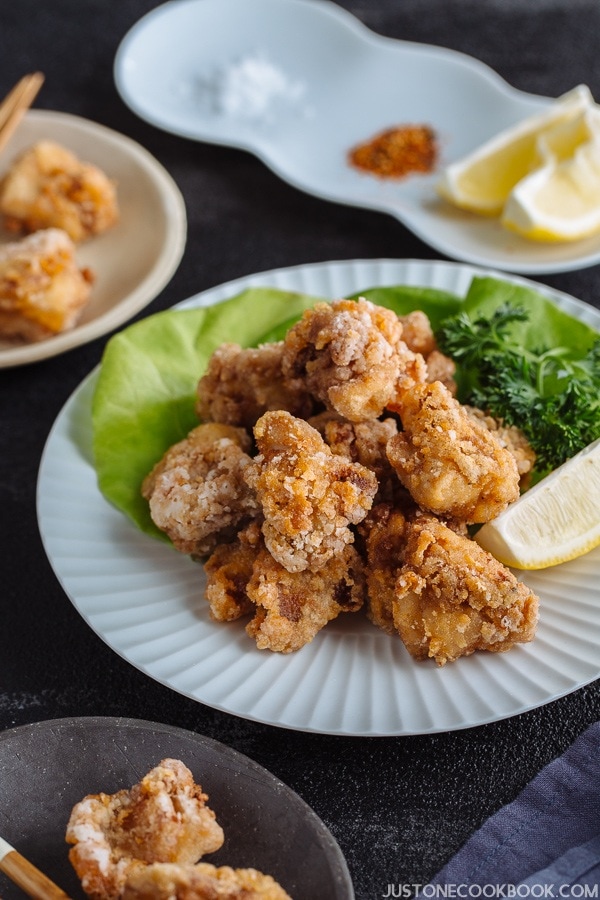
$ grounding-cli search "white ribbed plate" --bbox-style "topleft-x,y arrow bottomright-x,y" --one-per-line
37,259 -> 600,736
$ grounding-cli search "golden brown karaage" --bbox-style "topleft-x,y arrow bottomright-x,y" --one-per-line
66,760 -> 224,900
391,514 -> 539,665
0,140 -> 119,242
122,862 -> 292,900
141,296 -> 541,664
196,341 -> 313,431
386,380 -> 520,523
281,297 -> 426,421
142,423 -> 259,556
244,410 -> 377,573
246,542 -> 365,652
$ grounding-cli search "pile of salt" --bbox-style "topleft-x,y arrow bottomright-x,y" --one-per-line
212,53 -> 306,121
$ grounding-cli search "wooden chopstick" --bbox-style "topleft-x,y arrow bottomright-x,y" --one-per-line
0,72 -> 44,154
0,836 -> 71,899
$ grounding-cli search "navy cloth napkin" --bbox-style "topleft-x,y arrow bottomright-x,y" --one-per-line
427,722 -> 600,891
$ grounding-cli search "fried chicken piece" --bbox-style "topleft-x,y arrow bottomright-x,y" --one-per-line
246,543 -> 365,652
204,519 -> 262,621
397,310 -> 456,393
387,380 -> 520,523
465,406 -> 536,488
281,298 -> 427,421
244,410 -> 377,572
392,515 -> 539,665
66,760 -> 224,900
309,410 -> 399,502
0,227 -> 93,342
360,503 -> 409,634
424,349 -> 457,394
142,423 -> 259,556
0,140 -> 119,241
398,310 -> 437,356
196,341 -> 314,431
122,862 -> 292,900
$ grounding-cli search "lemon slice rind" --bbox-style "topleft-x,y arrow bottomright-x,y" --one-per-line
475,438 -> 600,570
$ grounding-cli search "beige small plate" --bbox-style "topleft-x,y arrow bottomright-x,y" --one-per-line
0,109 -> 187,368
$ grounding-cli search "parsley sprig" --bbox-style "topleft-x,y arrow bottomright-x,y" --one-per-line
437,303 -> 600,474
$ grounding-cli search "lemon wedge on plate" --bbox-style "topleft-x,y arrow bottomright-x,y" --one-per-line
437,84 -> 593,215
501,106 -> 600,241
475,438 -> 600,570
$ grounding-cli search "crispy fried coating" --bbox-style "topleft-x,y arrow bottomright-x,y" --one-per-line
122,862 -> 292,899
0,227 -> 93,342
398,310 -> 437,356
398,310 -> 457,393
204,520 -> 262,621
465,406 -> 536,488
246,543 -> 365,652
244,410 -> 378,572
196,341 -> 314,431
392,515 -> 539,665
424,349 -> 457,394
0,140 -> 119,241
142,423 -> 259,556
281,298 -> 426,421
66,760 -> 224,900
387,380 -> 520,523
360,503 -> 409,634
309,410 -> 400,502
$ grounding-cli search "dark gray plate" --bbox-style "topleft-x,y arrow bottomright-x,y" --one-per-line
0,717 -> 354,900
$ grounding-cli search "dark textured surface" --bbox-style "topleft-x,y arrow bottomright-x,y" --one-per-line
1,2 -> 600,899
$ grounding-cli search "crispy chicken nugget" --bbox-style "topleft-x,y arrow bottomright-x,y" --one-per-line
142,423 -> 259,556
66,759 -> 224,900
392,515 -> 539,666
281,298 -> 426,421
398,310 -> 457,393
244,410 -> 378,573
387,380 -> 520,523
309,411 -> 400,503
246,543 -> 365,652
0,227 -> 93,342
359,503 -> 410,634
196,341 -> 314,431
122,861 -> 292,899
204,520 -> 262,622
0,139 -> 118,241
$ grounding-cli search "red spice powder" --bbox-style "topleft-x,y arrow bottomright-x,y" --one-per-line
348,124 -> 438,179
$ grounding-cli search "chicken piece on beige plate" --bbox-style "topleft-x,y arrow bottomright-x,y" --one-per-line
0,139 -> 118,241
0,227 -> 93,343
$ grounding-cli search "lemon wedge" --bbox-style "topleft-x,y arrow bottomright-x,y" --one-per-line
501,107 -> 600,241
437,85 -> 593,215
475,438 -> 600,570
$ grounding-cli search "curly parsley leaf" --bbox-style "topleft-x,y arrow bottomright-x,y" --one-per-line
437,296 -> 600,474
